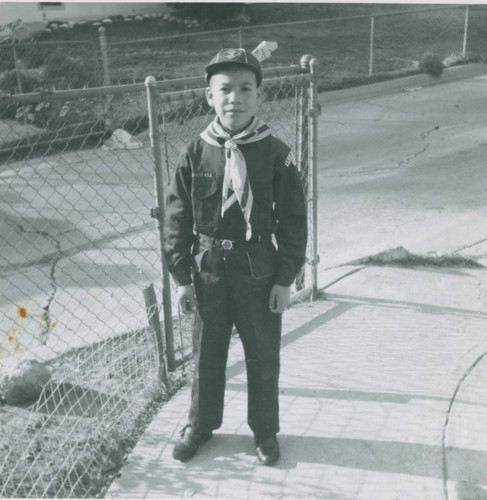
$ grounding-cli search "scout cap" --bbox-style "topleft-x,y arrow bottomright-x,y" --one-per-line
205,48 -> 262,86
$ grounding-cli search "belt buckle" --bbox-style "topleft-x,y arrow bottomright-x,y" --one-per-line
221,239 -> 234,250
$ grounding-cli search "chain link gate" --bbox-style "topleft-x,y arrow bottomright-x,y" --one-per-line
0,55 -> 318,497
145,56 -> 319,346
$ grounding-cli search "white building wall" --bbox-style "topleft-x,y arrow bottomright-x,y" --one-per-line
0,2 -> 168,26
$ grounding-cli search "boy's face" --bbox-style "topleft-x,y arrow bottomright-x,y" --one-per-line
206,67 -> 261,133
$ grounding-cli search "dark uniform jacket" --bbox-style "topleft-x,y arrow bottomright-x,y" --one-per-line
164,133 -> 307,288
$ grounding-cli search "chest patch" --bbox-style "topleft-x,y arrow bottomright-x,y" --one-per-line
284,151 -> 296,168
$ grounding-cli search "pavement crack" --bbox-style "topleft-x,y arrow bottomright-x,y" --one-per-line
456,237 -> 487,253
441,350 -> 487,500
322,266 -> 366,289
474,273 -> 487,313
15,222 -> 63,344
397,125 -> 440,168
1,221 -> 152,278
323,119 -> 346,126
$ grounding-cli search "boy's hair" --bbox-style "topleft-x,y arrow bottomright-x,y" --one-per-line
205,48 -> 262,86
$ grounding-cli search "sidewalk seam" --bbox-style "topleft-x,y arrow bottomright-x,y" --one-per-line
441,349 -> 487,500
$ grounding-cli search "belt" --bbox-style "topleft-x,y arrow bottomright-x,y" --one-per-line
198,234 -> 271,251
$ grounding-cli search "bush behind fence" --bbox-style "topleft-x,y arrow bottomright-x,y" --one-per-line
0,60 -> 317,497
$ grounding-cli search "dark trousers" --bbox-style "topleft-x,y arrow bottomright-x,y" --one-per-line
189,240 -> 282,440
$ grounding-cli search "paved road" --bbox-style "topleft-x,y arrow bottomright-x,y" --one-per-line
316,64 -> 487,275
0,141 -> 162,365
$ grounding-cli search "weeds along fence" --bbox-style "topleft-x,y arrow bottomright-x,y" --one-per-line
1,5 -> 486,94
0,56 -> 318,497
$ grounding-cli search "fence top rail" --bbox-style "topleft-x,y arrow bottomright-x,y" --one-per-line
0,39 -> 97,47
0,64 -> 306,104
154,73 -> 312,105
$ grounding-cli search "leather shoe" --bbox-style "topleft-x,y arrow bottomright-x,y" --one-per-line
255,435 -> 280,465
172,425 -> 212,462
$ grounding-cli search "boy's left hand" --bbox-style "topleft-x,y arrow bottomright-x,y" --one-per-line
269,284 -> 291,314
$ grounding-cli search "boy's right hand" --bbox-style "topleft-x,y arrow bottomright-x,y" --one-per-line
177,285 -> 196,315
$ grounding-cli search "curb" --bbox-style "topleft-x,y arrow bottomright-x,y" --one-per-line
320,62 -> 487,105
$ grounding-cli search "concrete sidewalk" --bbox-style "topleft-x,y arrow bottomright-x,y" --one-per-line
106,264 -> 487,500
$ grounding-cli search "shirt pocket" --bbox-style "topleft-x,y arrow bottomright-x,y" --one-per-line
192,174 -> 219,227
245,242 -> 277,280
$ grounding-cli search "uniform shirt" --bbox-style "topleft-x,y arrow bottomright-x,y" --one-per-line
164,132 -> 307,287
217,188 -> 247,239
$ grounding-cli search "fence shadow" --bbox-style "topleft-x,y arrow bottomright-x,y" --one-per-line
26,381 -> 129,418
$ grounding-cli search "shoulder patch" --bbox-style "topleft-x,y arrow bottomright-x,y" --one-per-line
284,151 -> 296,168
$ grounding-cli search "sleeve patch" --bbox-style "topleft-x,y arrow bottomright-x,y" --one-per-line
284,151 -> 296,168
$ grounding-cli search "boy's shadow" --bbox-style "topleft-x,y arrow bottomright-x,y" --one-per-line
181,433 -> 301,472
182,433 -> 258,467
183,433 -> 470,480
147,433 -> 487,498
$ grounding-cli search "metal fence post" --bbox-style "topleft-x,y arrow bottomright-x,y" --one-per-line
462,5 -> 469,57
98,27 -> 111,86
238,27 -> 243,48
369,16 -> 375,76
12,44 -> 31,146
308,57 -> 319,294
12,45 -> 23,94
92,41 -> 103,88
145,76 -> 176,372
143,283 -> 168,384
296,57 -> 310,291
98,27 -> 113,132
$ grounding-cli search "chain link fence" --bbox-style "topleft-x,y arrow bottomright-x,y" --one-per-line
1,5 -> 486,94
103,5 -> 485,83
0,40 -> 101,93
0,57 -> 317,497
0,83 -> 167,497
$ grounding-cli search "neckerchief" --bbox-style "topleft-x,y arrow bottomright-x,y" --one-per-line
200,117 -> 272,240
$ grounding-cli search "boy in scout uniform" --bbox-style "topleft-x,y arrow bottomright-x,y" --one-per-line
164,48 -> 307,465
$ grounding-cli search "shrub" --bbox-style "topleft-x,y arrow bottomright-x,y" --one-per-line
21,46 -> 48,70
44,50 -> 96,89
0,69 -> 43,94
0,48 -> 15,73
0,100 -> 18,121
419,52 -> 444,77
27,97 -> 103,129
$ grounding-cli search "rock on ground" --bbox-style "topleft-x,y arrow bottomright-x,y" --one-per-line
0,359 -> 51,405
